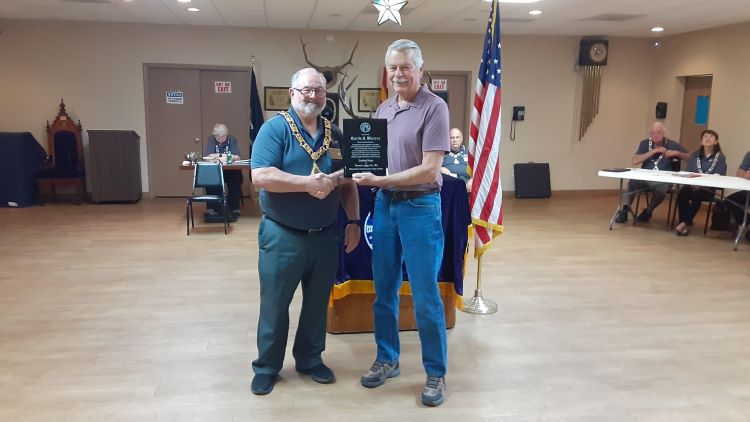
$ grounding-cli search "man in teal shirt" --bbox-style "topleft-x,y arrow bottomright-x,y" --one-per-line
249,68 -> 360,395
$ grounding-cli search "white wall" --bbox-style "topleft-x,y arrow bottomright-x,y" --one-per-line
0,20 -> 660,193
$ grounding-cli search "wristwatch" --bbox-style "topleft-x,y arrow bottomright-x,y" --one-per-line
347,219 -> 361,225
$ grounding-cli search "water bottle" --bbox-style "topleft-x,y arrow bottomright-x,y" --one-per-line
226,150 -> 233,164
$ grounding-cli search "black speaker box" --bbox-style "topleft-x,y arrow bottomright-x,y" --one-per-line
655,102 -> 668,119
514,162 -> 551,198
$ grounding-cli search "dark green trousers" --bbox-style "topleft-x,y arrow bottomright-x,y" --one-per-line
252,218 -> 339,375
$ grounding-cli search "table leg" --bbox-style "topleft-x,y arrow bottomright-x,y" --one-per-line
733,192 -> 749,251
609,179 -> 624,230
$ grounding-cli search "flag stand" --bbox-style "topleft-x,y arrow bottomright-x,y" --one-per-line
461,254 -> 498,314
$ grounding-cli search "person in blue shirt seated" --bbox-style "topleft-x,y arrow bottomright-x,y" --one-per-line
674,129 -> 727,236
203,123 -> 243,217
440,128 -> 472,191
725,150 -> 750,240
615,122 -> 689,223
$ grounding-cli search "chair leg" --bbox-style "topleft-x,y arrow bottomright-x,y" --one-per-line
223,199 -> 229,235
186,200 -> 191,236
704,200 -> 714,236
75,181 -> 82,205
633,192 -> 642,226
669,193 -> 679,230
37,182 -> 46,206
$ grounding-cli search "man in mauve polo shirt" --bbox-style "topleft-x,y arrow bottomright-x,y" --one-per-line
352,38 -> 450,407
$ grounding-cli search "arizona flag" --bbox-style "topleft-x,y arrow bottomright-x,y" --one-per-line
468,0 -> 504,257
380,67 -> 388,103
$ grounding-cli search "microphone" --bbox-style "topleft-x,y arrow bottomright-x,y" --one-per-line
195,137 -> 202,159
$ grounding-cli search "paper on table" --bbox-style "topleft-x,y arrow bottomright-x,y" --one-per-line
673,171 -> 703,178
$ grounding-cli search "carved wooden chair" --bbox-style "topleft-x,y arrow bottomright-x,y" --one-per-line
37,99 -> 86,204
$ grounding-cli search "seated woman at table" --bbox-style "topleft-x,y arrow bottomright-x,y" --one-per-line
725,150 -> 750,239
674,129 -> 727,236
204,123 -> 243,217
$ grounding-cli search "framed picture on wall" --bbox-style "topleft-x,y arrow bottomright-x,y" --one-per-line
358,88 -> 382,112
264,86 -> 291,111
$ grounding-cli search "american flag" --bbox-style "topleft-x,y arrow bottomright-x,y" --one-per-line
468,0 -> 504,257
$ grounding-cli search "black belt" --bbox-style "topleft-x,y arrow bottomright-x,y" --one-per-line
266,217 -> 335,235
382,188 -> 439,201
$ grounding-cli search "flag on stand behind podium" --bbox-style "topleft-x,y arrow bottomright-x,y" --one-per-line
249,68 -> 264,149
468,0 -> 504,257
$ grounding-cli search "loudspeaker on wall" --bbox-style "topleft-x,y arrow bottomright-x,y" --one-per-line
655,102 -> 668,119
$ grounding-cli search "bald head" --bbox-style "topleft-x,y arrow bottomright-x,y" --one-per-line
649,122 -> 666,143
449,128 -> 463,152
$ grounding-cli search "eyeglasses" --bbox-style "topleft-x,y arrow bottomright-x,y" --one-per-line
292,87 -> 327,97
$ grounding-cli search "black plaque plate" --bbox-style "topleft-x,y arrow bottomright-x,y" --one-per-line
342,118 -> 388,177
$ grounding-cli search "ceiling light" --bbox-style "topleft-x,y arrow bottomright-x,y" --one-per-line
651,26 -> 664,32
484,0 -> 541,3
654,42 -> 660,47
528,10 -> 542,15
177,0 -> 191,3
187,7 -> 200,12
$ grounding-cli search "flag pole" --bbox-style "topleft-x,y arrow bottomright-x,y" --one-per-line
461,252 -> 498,314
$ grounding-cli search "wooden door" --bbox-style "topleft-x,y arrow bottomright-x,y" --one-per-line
145,67 -> 202,197
679,75 -> 713,153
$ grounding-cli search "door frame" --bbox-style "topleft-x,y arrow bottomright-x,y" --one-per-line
142,63 -> 251,198
427,70 -> 472,135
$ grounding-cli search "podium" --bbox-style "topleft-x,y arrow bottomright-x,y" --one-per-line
0,132 -> 46,207
328,178 -> 470,333
88,130 -> 142,203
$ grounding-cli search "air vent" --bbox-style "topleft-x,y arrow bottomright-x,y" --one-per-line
582,13 -> 644,22
60,0 -> 112,4
500,18 -> 534,23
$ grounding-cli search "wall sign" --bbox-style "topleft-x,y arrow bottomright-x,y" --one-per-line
431,79 -> 447,91
214,81 -> 232,94
166,90 -> 184,105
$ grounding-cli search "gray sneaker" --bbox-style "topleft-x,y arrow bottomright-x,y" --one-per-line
360,361 -> 400,388
421,376 -> 446,406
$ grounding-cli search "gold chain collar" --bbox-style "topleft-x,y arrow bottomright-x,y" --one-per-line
280,111 -> 331,162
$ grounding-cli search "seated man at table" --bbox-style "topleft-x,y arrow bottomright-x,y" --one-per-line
615,122 -> 688,223
204,123 -> 243,217
440,128 -> 472,191
725,150 -> 750,240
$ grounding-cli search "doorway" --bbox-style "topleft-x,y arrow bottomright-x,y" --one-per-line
144,64 -> 251,197
679,75 -> 712,153
428,71 -> 471,140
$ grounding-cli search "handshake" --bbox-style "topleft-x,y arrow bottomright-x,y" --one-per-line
308,172 -> 342,200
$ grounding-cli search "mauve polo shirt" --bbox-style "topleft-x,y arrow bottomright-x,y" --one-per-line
375,84 -> 450,191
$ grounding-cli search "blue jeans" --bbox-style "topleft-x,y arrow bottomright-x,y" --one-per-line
372,191 -> 448,377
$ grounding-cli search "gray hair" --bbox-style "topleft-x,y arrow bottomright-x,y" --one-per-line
385,39 -> 423,69
212,123 -> 228,137
650,121 -> 667,134
291,68 -> 326,88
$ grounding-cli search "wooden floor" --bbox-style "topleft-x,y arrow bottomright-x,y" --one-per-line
1,193 -> 749,422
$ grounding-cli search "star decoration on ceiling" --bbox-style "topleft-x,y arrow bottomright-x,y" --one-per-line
373,0 -> 408,26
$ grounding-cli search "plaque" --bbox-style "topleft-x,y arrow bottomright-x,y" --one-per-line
342,118 -> 388,177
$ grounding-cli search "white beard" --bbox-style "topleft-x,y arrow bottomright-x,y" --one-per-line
294,101 -> 324,117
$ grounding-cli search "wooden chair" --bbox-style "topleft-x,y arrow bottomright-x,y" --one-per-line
37,99 -> 86,204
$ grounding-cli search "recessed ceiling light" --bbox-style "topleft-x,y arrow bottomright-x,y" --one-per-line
651,26 -> 664,32
654,42 -> 660,47
177,0 -> 191,3
187,7 -> 200,12
528,10 -> 542,15
484,0 -> 541,3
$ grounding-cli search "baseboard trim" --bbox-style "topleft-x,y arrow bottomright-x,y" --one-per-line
503,189 -> 619,198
